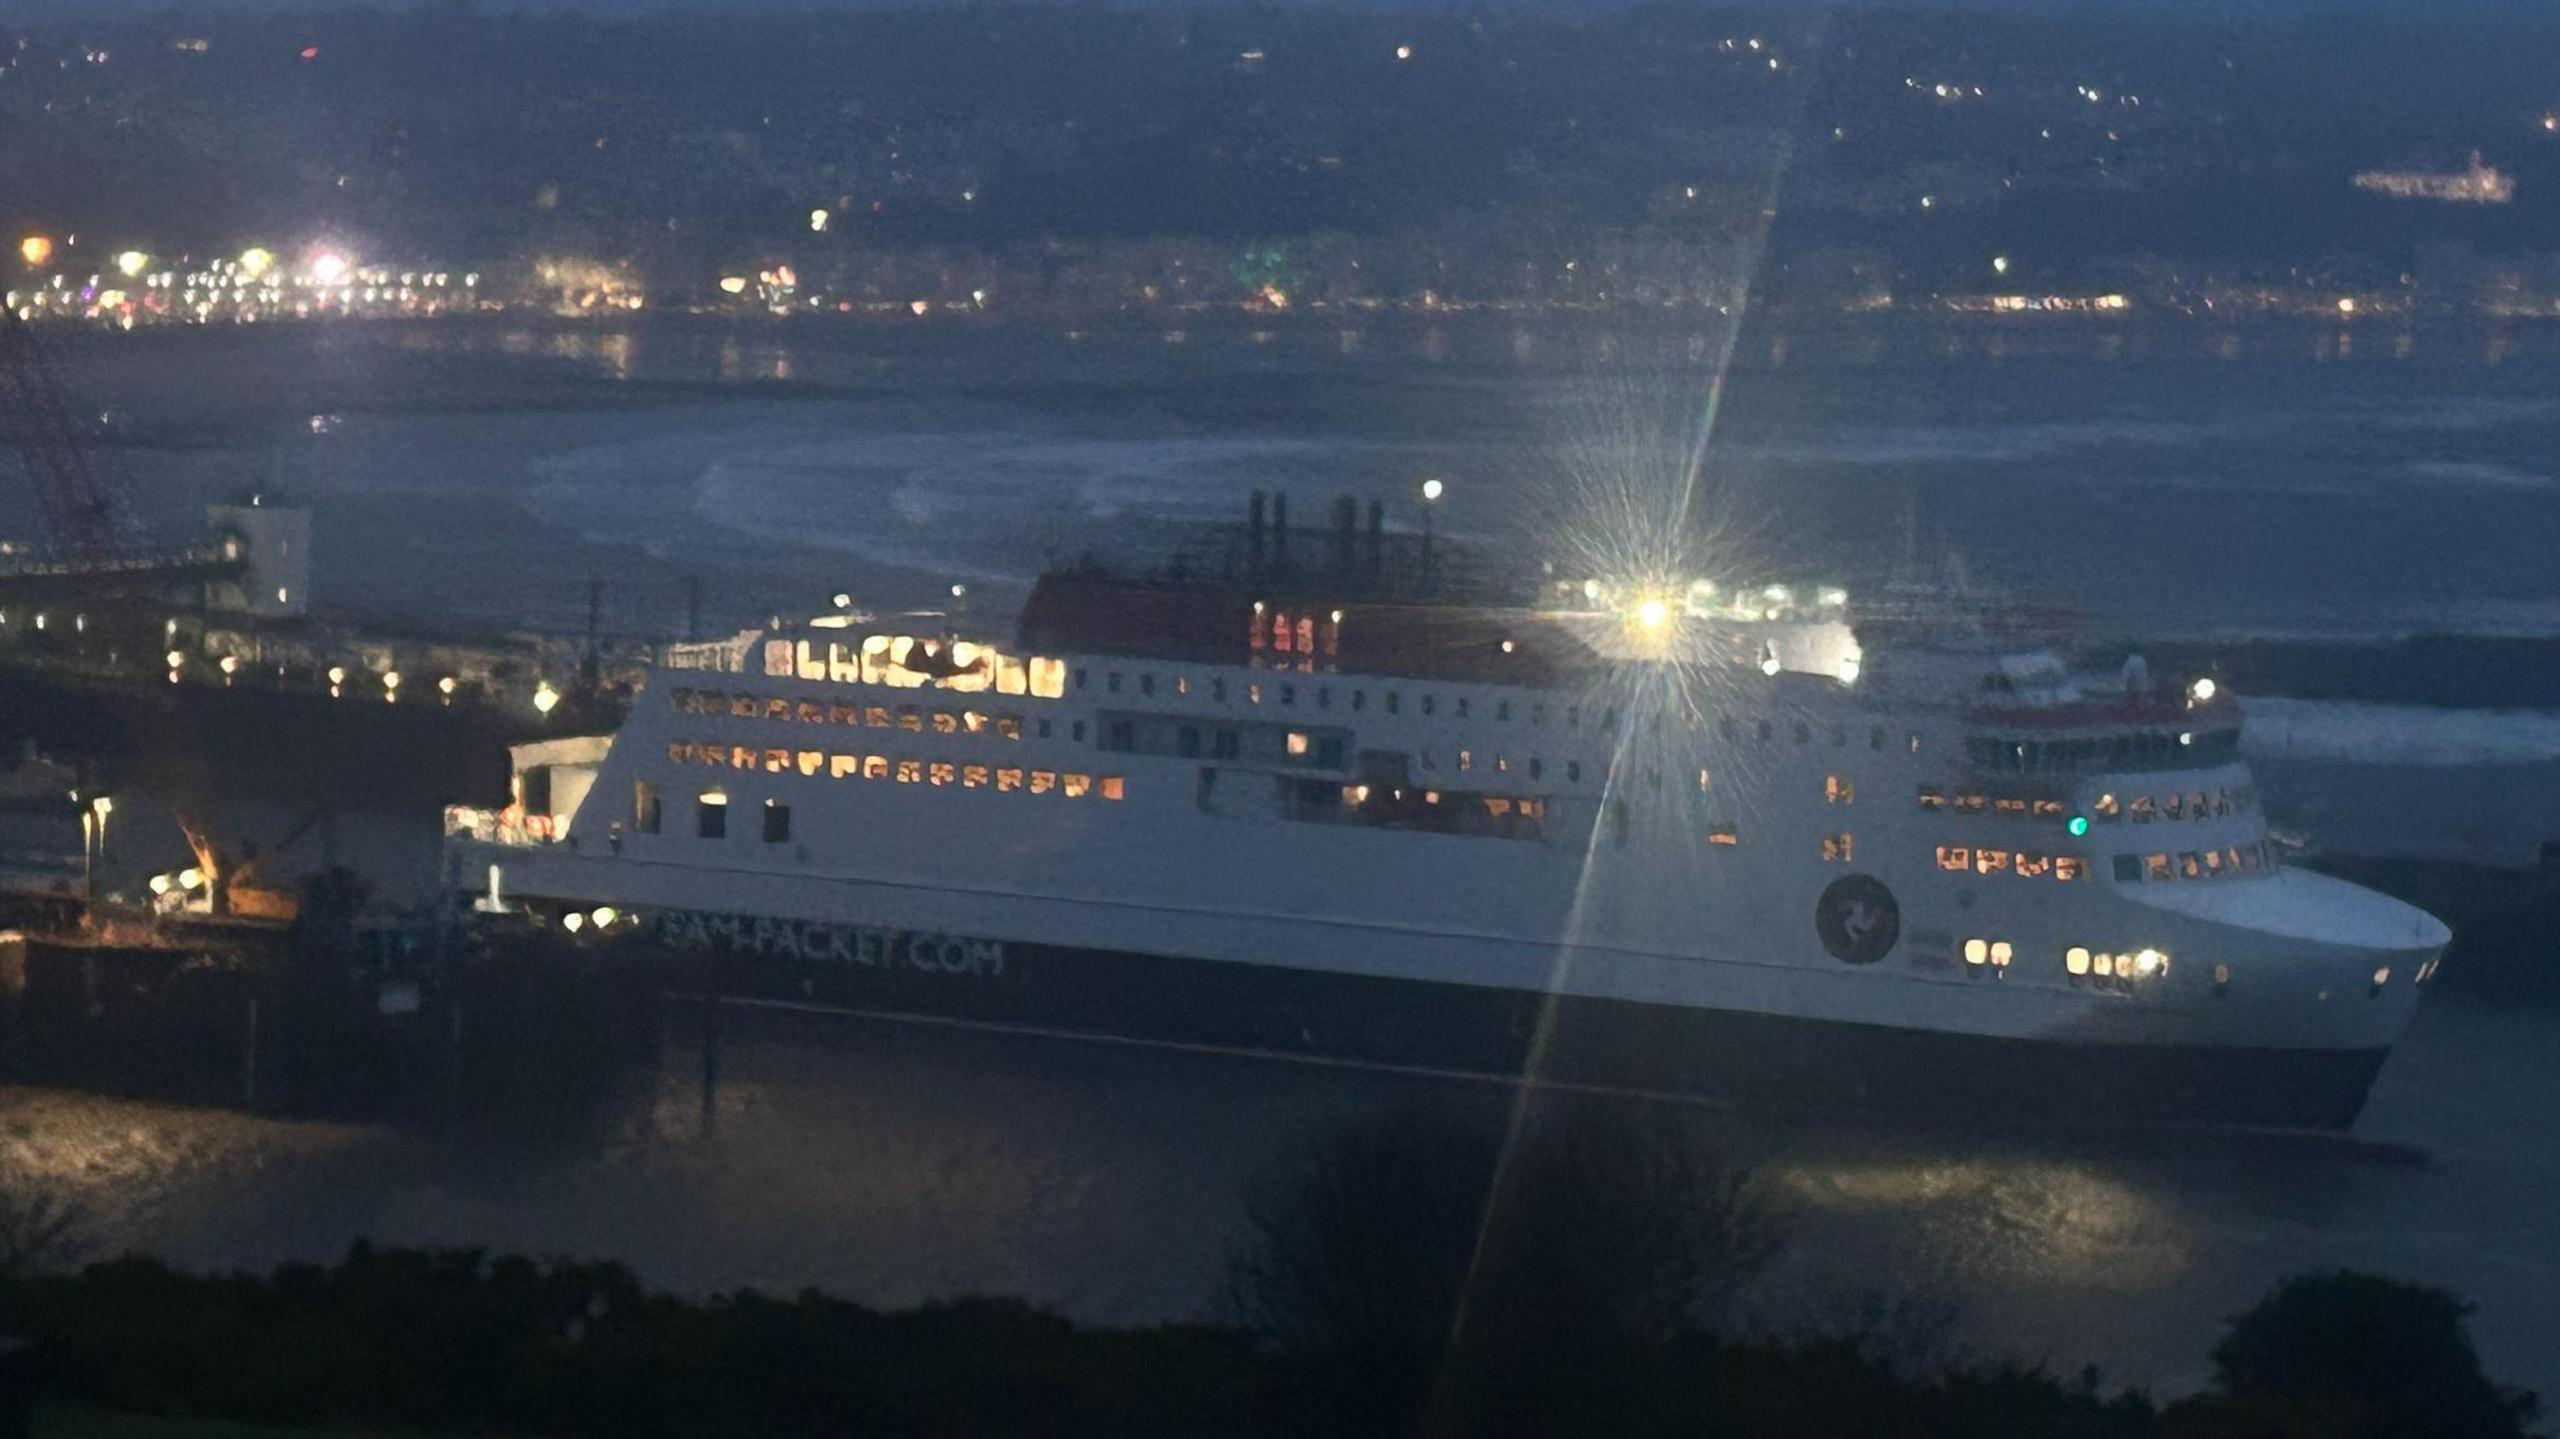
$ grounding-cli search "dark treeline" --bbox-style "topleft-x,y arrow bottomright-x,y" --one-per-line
0,1103 -> 2540,1438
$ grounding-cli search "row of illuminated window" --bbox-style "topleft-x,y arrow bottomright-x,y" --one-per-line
1932,847 -> 2091,881
1337,784 -> 1549,821
634,767 -> 1125,840
2089,788 -> 2254,823
760,636 -> 1068,698
1916,787 -> 2068,820
670,689 -> 1028,740
1965,728 -> 2240,774
1962,939 -> 2172,989
2109,845 -> 2271,883
657,742 -> 1124,799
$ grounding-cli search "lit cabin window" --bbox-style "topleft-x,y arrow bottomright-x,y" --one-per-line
830,754 -> 860,779
1100,776 -> 1125,800
1566,761 -> 1582,783
929,762 -> 955,786
2066,947 -> 2092,977
2053,856 -> 2084,881
864,756 -> 889,780
2178,852 -> 2202,879
1974,848 -> 2010,875
1908,734 -> 1922,753
898,707 -> 923,732
829,702 -> 860,726
861,705 -> 891,728
1699,768 -> 1714,793
1030,770 -> 1057,795
765,698 -> 791,721
1825,774 -> 1854,804
763,748 -> 790,774
1954,793 -> 1986,814
1385,692 -> 1400,714
1107,672 -> 1122,694
729,746 -> 755,770
797,750 -> 823,777
2162,794 -> 2185,821
2145,853 -> 2172,881
1707,824 -> 1739,846
2015,853 -> 2052,878
667,742 -> 691,765
963,711 -> 988,734
1249,684 -> 1263,705
634,781 -> 661,834
1495,755 -> 1510,774
932,711 -> 959,735
1177,676 -> 1190,696
1064,773 -> 1093,797
997,767 -> 1023,792
797,701 -> 825,724
1936,846 -> 1970,871
762,799 -> 790,844
1140,674 -> 1156,697
2094,793 -> 2120,820
895,760 -> 922,784
1917,785 -> 1944,809
2187,792 -> 2207,818
2129,796 -> 2156,823
1458,750 -> 1473,772
964,764 -> 989,788
2203,849 -> 2225,878
2030,799 -> 2064,819
1963,939 -> 1988,966
730,696 -> 757,718
1993,798 -> 2026,818
1989,942 -> 2013,968
696,791 -> 728,839
998,716 -> 1021,741
1287,731 -> 1311,757
1821,833 -> 1853,863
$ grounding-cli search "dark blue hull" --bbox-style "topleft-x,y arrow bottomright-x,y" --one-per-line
559,910 -> 2390,1132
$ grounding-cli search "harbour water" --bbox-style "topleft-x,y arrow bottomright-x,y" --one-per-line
4,311 -> 2556,1400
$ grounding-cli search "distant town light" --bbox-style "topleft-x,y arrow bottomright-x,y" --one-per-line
1420,477 -> 1445,502
1991,254 -> 2010,275
533,680 -> 561,715
239,247 -> 276,279
809,208 -> 830,233
1394,43 -> 1412,60
2190,677 -> 2217,703
2336,296 -> 2357,315
18,235 -> 51,269
309,252 -> 351,285
115,250 -> 149,279
719,275 -> 748,295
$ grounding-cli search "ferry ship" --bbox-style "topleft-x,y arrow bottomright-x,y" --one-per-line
447,510 -> 2449,1131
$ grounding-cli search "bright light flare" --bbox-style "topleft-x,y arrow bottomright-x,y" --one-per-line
18,235 -> 52,269
308,252 -> 351,285
115,250 -> 149,279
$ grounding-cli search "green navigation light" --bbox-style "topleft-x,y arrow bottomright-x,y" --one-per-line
2067,815 -> 2091,837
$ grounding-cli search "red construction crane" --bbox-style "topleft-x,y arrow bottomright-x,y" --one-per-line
0,309 -> 127,558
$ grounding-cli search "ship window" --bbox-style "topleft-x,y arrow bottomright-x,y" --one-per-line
635,781 -> 660,834
1140,674 -> 1156,697
1072,721 -> 1087,742
2015,853 -> 2052,878
1100,776 -> 1125,801
1281,685 -> 1296,706
997,767 -> 1023,792
1917,785 -> 1944,809
962,711 -> 988,734
866,706 -> 892,728
1529,758 -> 1543,780
796,701 -> 825,724
797,750 -> 824,777
1421,695 -> 1436,716
2145,853 -> 2172,881
1107,672 -> 1122,694
830,754 -> 860,779
1386,692 -> 1400,714
669,687 -> 695,711
764,748 -> 791,774
2203,849 -> 2225,878
1792,721 -> 1811,744
1493,755 -> 1509,774
2031,799 -> 2064,819
1352,690 -> 1365,711
865,756 -> 889,780
1990,942 -> 2013,968
1825,774 -> 1854,804
668,742 -> 692,765
1908,734 -> 1922,753
729,746 -> 754,771
964,764 -> 989,788
2057,854 -> 2085,880
1213,730 -> 1240,760
2178,851 -> 2202,879
1178,726 -> 1202,758
1037,719 -> 1052,739
932,710 -> 958,735
1756,719 -> 1773,742
1936,846 -> 1970,871
762,799 -> 790,843
1954,793 -> 1986,813
765,698 -> 791,721
1030,770 -> 1057,795
696,791 -> 728,839
1459,749 -> 1473,772
1287,731 -> 1311,757
2162,793 -> 2184,821
1869,725 -> 1887,751
1178,677 -> 1189,696
1699,768 -> 1714,793
1214,679 -> 1229,703
2113,855 -> 2142,882
730,696 -> 756,718
1496,700 -> 1511,721
895,759 -> 922,784
929,762 -> 955,786
1963,939 -> 1988,966
1456,698 -> 1471,718
1994,798 -> 2027,817
2066,947 -> 2092,977
2187,792 -> 2208,818
1566,761 -> 1582,783
1975,848 -> 2010,875
1317,688 -> 1331,709
1821,833 -> 1853,863
1107,719 -> 1135,751
2235,845 -> 2262,874
1074,668 -> 1088,690
1708,824 -> 1739,846
1249,684 -> 1262,705
896,707 -> 922,733
1064,773 -> 1093,798
2129,796 -> 2156,823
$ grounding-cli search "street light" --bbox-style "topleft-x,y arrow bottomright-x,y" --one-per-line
81,795 -> 111,902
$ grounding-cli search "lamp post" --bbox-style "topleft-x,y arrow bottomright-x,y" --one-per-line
82,794 -> 111,902
1418,477 -> 1445,593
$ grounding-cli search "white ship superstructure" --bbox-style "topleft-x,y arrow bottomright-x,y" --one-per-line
450,558 -> 2448,1130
